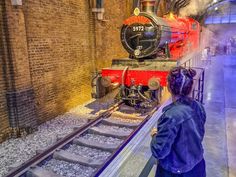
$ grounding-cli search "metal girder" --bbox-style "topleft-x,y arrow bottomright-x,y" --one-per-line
196,0 -> 235,23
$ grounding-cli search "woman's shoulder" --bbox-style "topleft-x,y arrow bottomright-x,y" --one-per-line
187,99 -> 206,116
163,103 -> 194,124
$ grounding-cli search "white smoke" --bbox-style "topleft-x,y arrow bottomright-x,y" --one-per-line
179,0 -> 213,17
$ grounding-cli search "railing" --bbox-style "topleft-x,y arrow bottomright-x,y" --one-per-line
98,53 -> 207,177
179,51 -> 205,68
191,67 -> 205,103
137,54 -> 206,177
180,52 -> 205,104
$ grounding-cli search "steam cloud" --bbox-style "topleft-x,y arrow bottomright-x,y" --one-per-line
179,0 -> 212,16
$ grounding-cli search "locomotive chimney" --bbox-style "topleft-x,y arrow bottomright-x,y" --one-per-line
141,0 -> 156,14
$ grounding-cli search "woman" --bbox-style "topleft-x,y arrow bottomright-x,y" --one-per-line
150,66 -> 206,177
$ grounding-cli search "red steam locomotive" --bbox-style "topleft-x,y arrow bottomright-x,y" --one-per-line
92,0 -> 200,107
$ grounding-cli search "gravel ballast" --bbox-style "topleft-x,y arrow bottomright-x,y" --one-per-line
81,133 -> 123,146
96,124 -> 133,134
0,114 -> 87,177
42,159 -> 96,177
109,117 -> 142,123
0,93 -> 117,177
66,144 -> 111,162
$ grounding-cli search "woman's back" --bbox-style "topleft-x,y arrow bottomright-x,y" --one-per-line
151,96 -> 206,173
150,66 -> 206,177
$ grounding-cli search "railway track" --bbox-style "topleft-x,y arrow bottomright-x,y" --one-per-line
4,102 -> 159,177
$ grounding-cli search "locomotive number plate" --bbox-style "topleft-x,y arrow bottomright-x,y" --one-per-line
132,26 -> 145,32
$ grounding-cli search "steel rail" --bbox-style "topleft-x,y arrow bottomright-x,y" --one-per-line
4,101 -> 123,177
93,105 -> 159,177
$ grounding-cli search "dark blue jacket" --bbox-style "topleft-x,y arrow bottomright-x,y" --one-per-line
150,96 -> 206,174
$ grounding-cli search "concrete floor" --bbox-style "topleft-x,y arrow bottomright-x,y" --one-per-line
98,55 -> 236,177
203,55 -> 236,177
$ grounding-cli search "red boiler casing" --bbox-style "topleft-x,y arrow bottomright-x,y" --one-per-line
102,69 -> 169,87
101,14 -> 200,88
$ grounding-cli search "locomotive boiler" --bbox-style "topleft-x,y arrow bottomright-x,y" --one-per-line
92,0 -> 200,107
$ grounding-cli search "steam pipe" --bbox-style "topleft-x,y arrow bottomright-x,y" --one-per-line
122,66 -> 129,86
141,0 -> 156,14
133,0 -> 141,10
170,0 -> 176,13
138,89 -> 151,102
121,66 -> 129,97
96,0 -> 104,8
133,0 -> 160,14
92,0 -> 105,20
154,0 -> 161,14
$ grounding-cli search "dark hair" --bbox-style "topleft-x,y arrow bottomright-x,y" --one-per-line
167,66 -> 196,96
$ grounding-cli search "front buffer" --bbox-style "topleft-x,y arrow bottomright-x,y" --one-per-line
92,59 -> 177,107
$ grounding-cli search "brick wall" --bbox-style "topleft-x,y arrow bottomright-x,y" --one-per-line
0,0 -> 38,140
0,59 -> 9,142
22,0 -> 133,123
0,1 -> 10,141
0,0 -> 140,140
94,0 -> 133,69
0,0 -> 134,138
23,0 -> 93,122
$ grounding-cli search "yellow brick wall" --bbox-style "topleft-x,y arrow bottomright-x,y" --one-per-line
23,0 -> 133,122
0,0 -> 171,140
0,1 -> 10,141
94,0 -> 133,69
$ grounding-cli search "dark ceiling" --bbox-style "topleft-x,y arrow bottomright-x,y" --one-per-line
196,0 -> 236,23
133,0 -> 236,24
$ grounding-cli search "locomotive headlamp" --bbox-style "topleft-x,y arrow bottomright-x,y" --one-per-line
148,77 -> 160,90
134,8 -> 140,16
